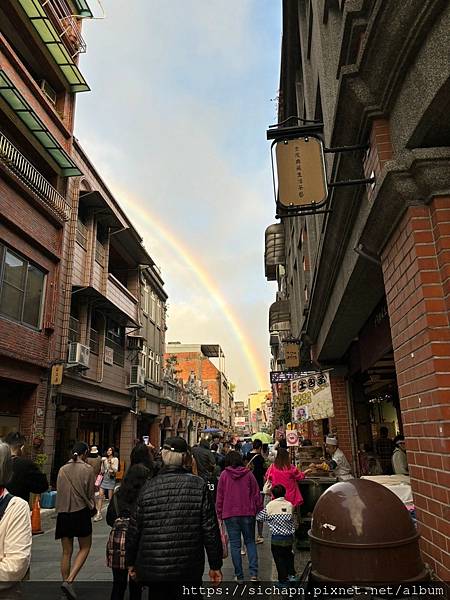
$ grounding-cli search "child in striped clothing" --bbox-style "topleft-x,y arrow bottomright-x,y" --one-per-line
256,484 -> 298,585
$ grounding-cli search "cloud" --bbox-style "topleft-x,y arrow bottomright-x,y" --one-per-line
75,1 -> 281,401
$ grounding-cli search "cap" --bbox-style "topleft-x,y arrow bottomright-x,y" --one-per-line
90,446 -> 98,454
325,436 -> 338,445
394,434 -> 405,446
163,436 -> 189,453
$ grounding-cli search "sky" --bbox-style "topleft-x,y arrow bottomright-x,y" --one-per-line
75,1 -> 281,403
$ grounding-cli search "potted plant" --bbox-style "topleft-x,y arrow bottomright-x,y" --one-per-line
34,453 -> 48,472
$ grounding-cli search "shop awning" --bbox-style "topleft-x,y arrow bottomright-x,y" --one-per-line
265,223 -> 285,281
73,0 -> 93,18
269,300 -> 291,332
17,0 -> 90,93
0,71 -> 81,176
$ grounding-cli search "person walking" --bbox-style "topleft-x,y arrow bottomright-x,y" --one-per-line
0,441 -> 32,591
55,441 -> 95,600
216,451 -> 262,582
246,439 -> 266,543
4,432 -> 48,503
106,464 -> 151,600
129,443 -> 154,472
126,437 -> 222,599
256,484 -> 298,587
264,448 -> 312,510
86,446 -> 102,477
95,447 -> 119,522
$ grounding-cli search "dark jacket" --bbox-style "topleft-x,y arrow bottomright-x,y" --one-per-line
192,445 -> 216,480
8,456 -> 48,503
126,465 -> 222,582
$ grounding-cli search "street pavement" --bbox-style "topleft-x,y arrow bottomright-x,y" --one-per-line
30,503 -> 310,584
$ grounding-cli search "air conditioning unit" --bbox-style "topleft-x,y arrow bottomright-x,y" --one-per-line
129,365 -> 145,388
67,342 -> 90,369
40,80 -> 57,105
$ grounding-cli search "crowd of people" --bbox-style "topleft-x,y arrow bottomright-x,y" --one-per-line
359,427 -> 409,476
0,428 -> 410,598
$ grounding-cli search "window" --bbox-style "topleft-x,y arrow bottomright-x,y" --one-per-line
141,342 -> 148,375
143,282 -> 149,315
149,350 -> 155,381
0,244 -> 45,329
150,293 -> 157,322
89,311 -> 103,355
155,354 -> 160,383
76,218 -> 87,249
106,318 -> 125,366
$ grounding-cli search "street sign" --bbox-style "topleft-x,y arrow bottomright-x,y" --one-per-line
50,364 -> 64,386
275,137 -> 328,208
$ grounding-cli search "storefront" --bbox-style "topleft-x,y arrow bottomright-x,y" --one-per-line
349,298 -> 403,472
0,376 -> 41,440
52,396 -> 124,482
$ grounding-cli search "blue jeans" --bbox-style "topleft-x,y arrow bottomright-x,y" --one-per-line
225,516 -> 258,579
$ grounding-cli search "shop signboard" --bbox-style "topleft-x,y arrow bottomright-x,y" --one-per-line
235,417 -> 246,427
104,346 -> 114,365
275,137 -> 328,208
286,429 -> 299,447
291,371 -> 334,422
284,343 -> 300,368
270,370 -> 311,383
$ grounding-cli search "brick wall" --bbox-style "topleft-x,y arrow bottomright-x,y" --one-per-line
329,375 -> 355,468
381,199 -> 450,579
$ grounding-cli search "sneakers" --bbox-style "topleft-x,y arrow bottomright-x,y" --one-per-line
250,576 -> 259,582
256,536 -> 264,544
61,581 -> 77,600
240,548 -> 246,555
93,513 -> 102,522
234,577 -> 244,583
288,574 -> 300,582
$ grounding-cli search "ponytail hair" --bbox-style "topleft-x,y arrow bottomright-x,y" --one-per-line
71,441 -> 89,461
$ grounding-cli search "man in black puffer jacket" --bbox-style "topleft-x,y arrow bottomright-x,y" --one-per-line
126,436 -> 222,597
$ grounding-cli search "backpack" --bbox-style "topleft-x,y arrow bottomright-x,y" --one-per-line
106,495 -> 129,570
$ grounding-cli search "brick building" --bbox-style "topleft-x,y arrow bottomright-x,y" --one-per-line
165,342 -> 233,432
0,0 -> 89,448
48,141 -> 167,479
266,0 -> 450,578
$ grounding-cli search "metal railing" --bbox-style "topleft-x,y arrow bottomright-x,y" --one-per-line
0,132 -> 70,221
40,0 -> 87,58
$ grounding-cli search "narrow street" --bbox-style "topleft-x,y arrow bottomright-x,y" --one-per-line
30,505 -> 309,584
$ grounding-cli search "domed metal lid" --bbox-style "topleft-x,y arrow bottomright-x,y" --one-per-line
310,478 -> 418,547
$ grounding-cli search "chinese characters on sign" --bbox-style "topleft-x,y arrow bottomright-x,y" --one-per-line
275,137 -> 328,208
284,343 -> 300,368
290,371 -> 334,422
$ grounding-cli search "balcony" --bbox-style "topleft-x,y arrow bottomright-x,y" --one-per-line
0,131 -> 70,221
41,0 -> 87,58
106,274 -> 139,325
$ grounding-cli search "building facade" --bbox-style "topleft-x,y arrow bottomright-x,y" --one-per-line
266,0 -> 450,578
248,390 -> 272,434
233,400 -> 250,436
0,0 -> 89,450
48,141 -> 167,479
165,342 -> 234,432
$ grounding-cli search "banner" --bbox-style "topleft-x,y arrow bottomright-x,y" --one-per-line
291,372 -> 334,422
284,343 -> 300,368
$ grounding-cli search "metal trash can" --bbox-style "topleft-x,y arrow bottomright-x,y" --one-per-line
309,478 -> 429,582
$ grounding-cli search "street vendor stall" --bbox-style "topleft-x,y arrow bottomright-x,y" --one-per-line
295,445 -> 337,548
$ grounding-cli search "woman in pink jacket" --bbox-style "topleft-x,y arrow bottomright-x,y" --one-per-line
264,449 -> 312,508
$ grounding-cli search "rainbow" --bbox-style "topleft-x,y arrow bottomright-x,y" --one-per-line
111,185 -> 268,391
